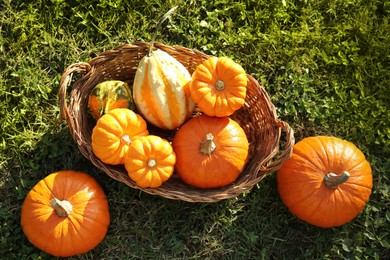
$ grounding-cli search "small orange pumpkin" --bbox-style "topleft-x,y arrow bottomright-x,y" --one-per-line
172,114 -> 249,189
190,56 -> 247,117
88,80 -> 135,119
91,108 -> 149,165
125,135 -> 176,188
277,136 -> 373,228
21,171 -> 110,257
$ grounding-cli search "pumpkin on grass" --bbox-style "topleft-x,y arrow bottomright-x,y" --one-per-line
172,114 -> 249,189
132,7 -> 194,130
190,56 -> 247,117
88,80 -> 135,119
91,108 -> 149,165
125,135 -> 176,188
277,136 -> 373,228
21,170 -> 110,257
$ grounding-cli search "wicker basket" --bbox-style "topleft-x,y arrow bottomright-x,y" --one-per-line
58,41 -> 294,203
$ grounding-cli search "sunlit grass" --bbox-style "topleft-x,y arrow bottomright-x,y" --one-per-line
0,0 -> 389,259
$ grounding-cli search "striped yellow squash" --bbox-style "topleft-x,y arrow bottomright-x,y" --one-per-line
132,49 -> 195,130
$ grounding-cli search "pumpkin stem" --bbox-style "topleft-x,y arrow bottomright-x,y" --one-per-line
147,158 -> 157,168
50,198 -> 73,217
121,134 -> 132,146
324,171 -> 350,189
200,133 -> 216,155
148,6 -> 178,56
215,80 -> 225,91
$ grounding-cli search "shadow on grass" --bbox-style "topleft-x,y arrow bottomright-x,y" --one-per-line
0,126 -> 111,259
1,126 -> 367,259
101,173 -> 343,259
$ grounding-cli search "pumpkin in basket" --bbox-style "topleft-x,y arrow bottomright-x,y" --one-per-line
190,56 -> 247,117
91,108 -> 149,165
88,80 -> 135,119
132,48 -> 194,130
277,136 -> 373,228
172,114 -> 249,189
21,171 -> 110,257
132,7 -> 194,130
125,135 -> 176,188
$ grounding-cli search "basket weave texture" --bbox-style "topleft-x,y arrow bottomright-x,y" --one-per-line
58,41 -> 294,202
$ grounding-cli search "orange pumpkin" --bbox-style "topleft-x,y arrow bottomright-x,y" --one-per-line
277,136 -> 373,228
125,135 -> 176,188
172,114 -> 249,189
88,80 -> 135,119
190,56 -> 247,117
21,171 -> 110,257
91,108 -> 149,165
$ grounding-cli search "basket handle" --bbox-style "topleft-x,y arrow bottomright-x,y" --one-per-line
58,62 -> 91,120
261,120 -> 295,174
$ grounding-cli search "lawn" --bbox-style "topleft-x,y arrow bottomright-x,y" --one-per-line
1,0 -> 389,259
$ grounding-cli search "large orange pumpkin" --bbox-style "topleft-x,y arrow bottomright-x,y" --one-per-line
21,171 -> 110,257
277,136 -> 373,228
190,56 -> 247,117
172,114 -> 249,189
91,108 -> 149,165
125,135 -> 176,188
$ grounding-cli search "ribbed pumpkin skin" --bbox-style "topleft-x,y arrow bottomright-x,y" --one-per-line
277,136 -> 373,228
88,80 -> 135,119
133,49 -> 195,130
172,115 -> 249,189
125,135 -> 176,188
190,56 -> 247,117
91,108 -> 149,165
21,171 -> 110,257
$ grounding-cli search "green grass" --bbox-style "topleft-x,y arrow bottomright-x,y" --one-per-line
1,0 -> 389,259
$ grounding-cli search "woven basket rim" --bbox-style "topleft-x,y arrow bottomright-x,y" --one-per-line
58,41 -> 294,202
